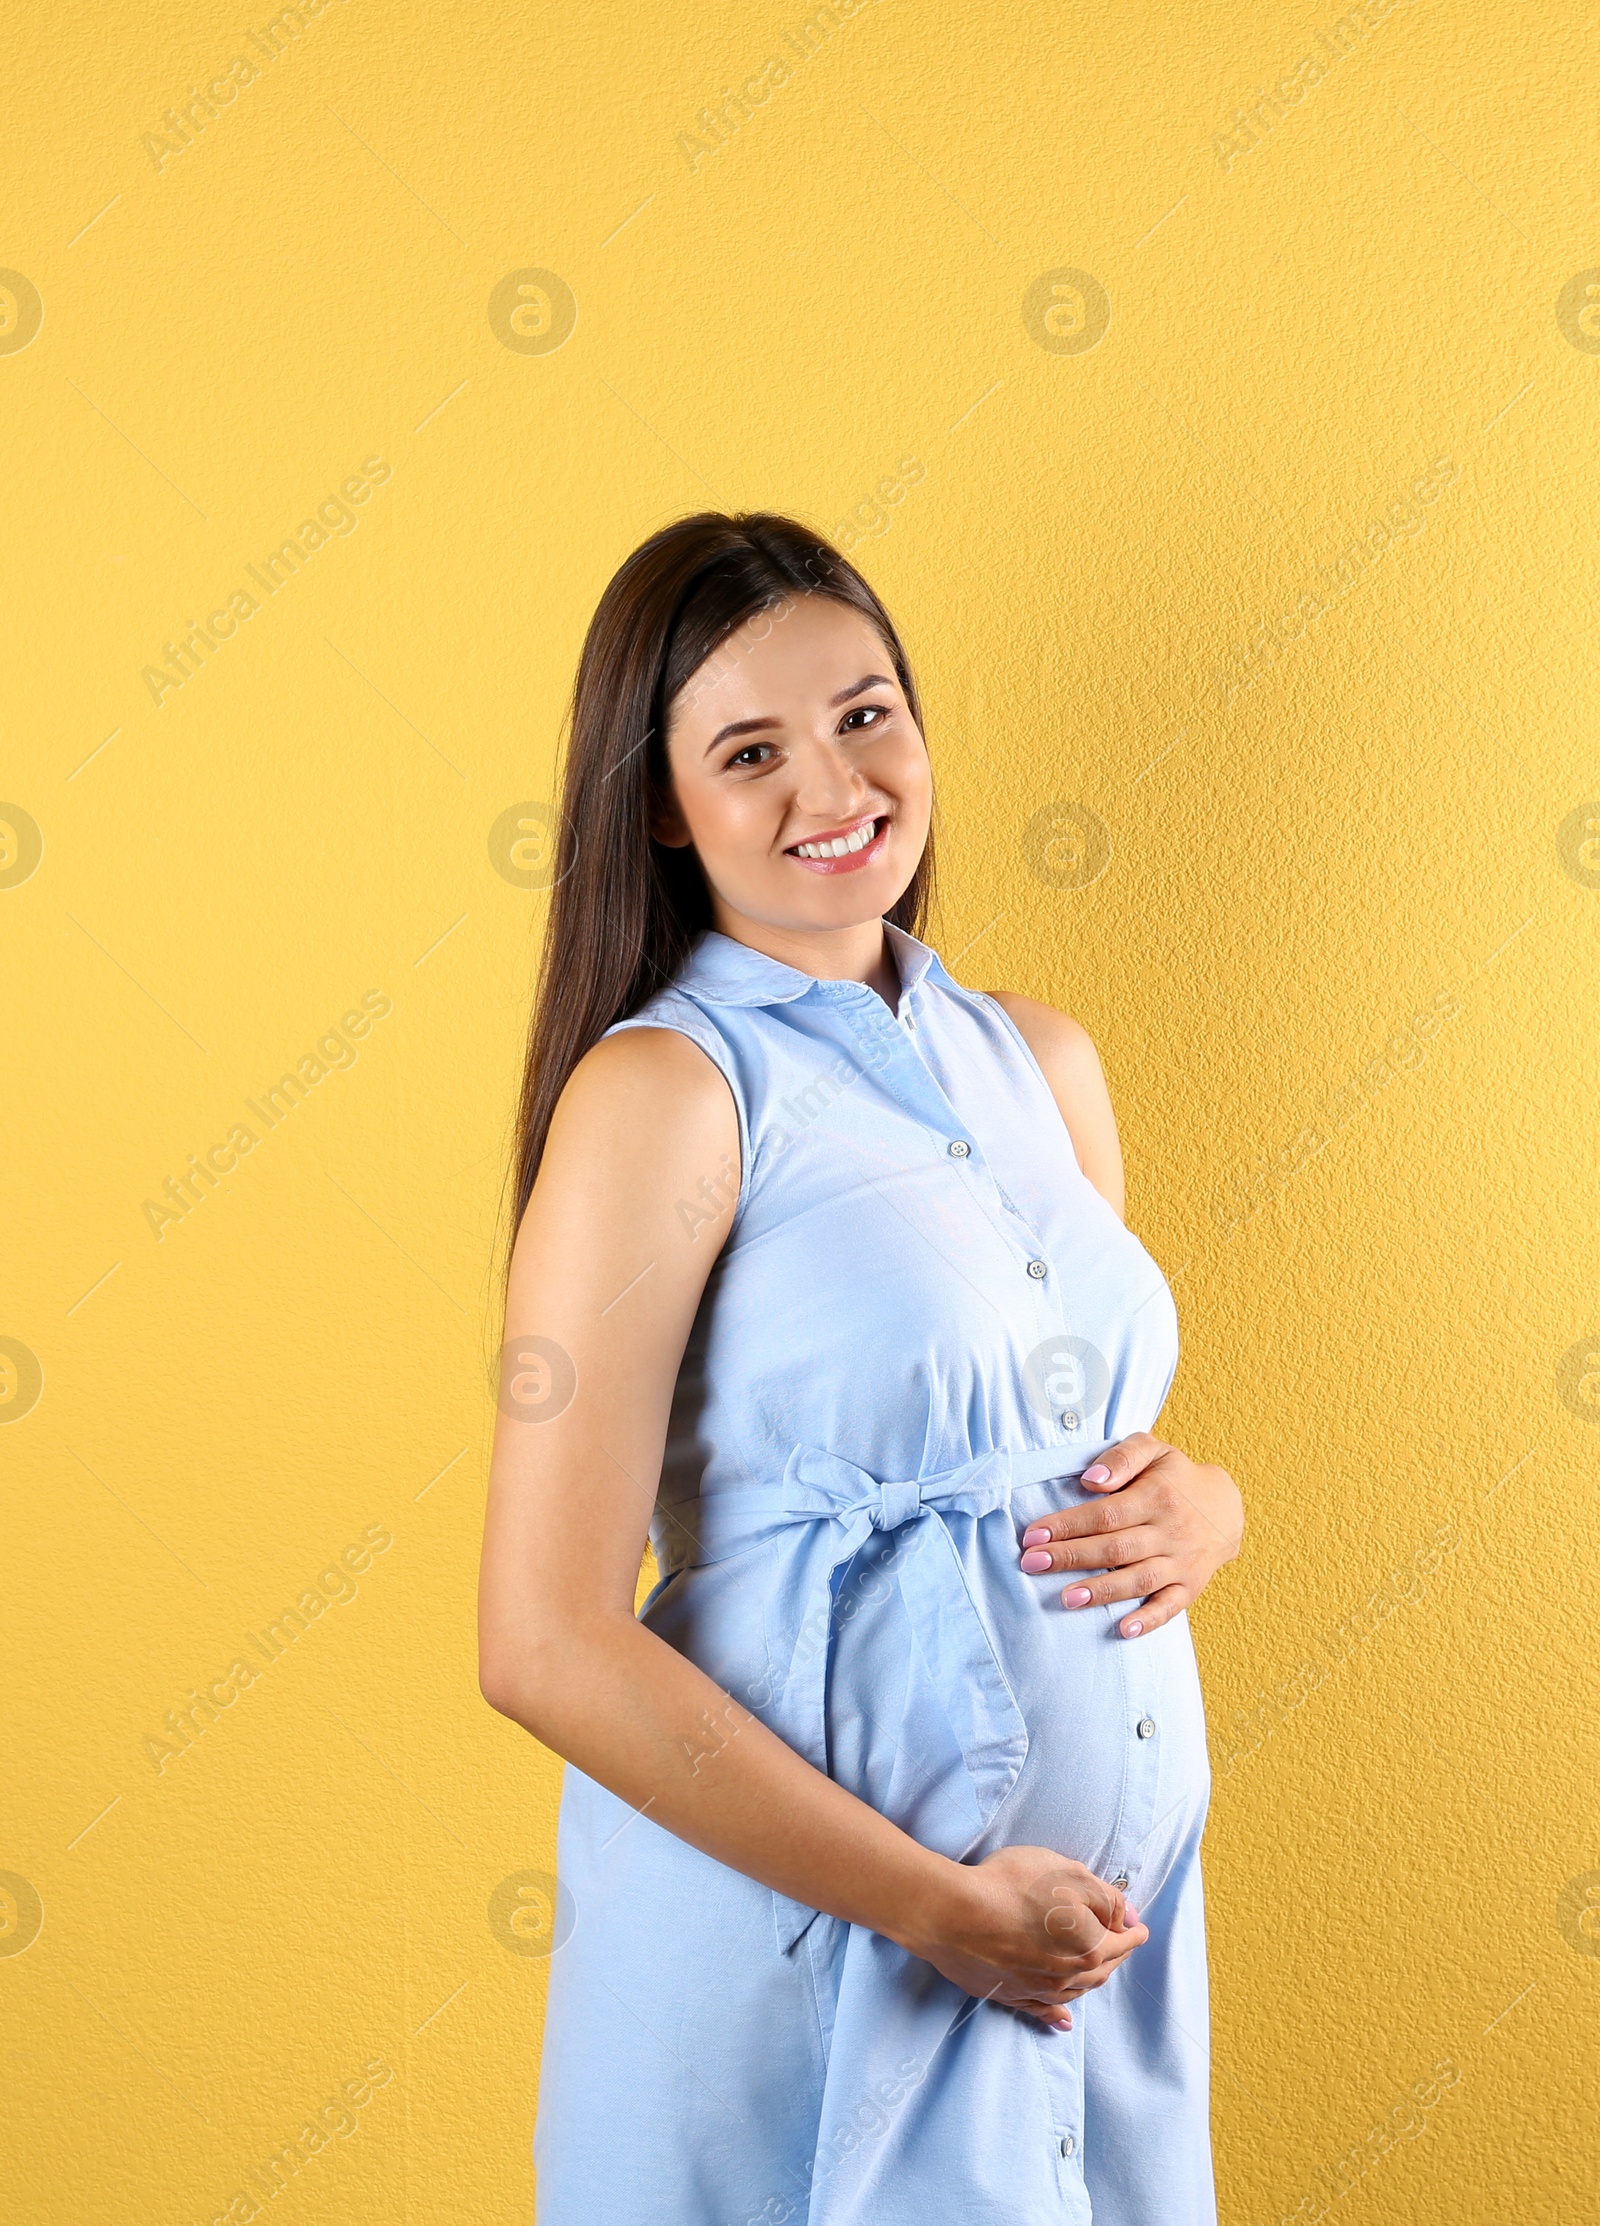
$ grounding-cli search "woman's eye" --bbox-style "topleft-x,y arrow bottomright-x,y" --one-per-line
724,706 -> 890,766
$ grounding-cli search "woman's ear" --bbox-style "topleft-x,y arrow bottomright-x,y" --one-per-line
648,782 -> 693,849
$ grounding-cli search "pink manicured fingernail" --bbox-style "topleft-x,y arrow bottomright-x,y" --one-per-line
1125,1906 -> 1139,1926
1022,1525 -> 1051,1547
1124,1620 -> 1142,1637
1020,1549 -> 1053,1573
1083,1464 -> 1111,1483
1063,1585 -> 1093,1606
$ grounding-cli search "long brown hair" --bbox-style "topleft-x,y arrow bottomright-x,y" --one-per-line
503,510 -> 938,1274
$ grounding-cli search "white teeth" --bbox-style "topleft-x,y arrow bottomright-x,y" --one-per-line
792,817 -> 879,860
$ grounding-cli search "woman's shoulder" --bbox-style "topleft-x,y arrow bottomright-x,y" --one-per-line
981,988 -> 1101,1071
569,1001 -> 735,1113
516,1014 -> 744,1319
538,1017 -> 741,1219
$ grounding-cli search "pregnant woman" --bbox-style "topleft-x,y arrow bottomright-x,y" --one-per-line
477,512 -> 1245,2225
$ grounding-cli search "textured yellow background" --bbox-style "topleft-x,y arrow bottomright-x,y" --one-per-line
3,0 -> 1597,2219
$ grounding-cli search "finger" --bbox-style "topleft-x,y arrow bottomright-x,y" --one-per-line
1018,1976 -> 1076,2006
1050,1904 -> 1146,1970
1058,1561 -> 1178,1610
1072,1950 -> 1138,1995
991,1970 -> 1075,2016
1076,1433 -> 1167,1493
1117,1584 -> 1190,1639
1020,1524 -> 1163,1574
1076,1923 -> 1150,1982
1073,1448 -> 1238,1571
1048,1877 -> 1123,1938
1074,1877 -> 1128,1933
1041,1906 -> 1110,1960
1019,1485 -> 1157,1547
1102,1927 -> 1150,1973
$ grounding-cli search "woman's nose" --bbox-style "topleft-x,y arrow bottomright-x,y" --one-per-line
789,740 -> 872,815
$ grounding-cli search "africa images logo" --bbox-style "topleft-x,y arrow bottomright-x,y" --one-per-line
140,454 -> 392,707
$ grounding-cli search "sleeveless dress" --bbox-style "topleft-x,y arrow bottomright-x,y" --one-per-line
533,921 -> 1216,2226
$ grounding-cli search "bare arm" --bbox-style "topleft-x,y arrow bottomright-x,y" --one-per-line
477,1025 -> 1143,2023
985,991 -> 1126,1219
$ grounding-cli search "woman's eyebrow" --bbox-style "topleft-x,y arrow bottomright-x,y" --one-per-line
831,672 -> 895,707
705,674 -> 896,755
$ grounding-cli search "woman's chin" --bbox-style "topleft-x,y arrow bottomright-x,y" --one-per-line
715,873 -> 910,939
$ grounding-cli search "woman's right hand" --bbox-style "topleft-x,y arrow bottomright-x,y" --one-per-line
905,1845 -> 1149,2029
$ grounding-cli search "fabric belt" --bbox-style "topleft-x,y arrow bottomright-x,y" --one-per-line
679,1438 -> 1111,1952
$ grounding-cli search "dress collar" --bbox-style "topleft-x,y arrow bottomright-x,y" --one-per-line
674,919 -> 961,1009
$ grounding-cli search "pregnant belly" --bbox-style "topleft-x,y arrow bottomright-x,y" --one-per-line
827,1487 -> 1214,1909
646,1484 -> 1213,1913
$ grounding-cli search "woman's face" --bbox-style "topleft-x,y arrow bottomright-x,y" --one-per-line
653,593 -> 932,941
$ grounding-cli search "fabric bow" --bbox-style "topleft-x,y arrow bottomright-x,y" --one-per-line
687,1439 -> 1096,1952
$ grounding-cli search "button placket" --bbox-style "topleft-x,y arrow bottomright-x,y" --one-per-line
1108,1604 -> 1165,1884
1028,1922 -> 1088,2210
839,993 -> 1056,1282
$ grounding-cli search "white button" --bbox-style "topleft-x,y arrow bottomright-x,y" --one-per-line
947,1139 -> 970,1157
1060,2133 -> 1076,2157
1027,1260 -> 1047,1279
1137,1717 -> 1156,1739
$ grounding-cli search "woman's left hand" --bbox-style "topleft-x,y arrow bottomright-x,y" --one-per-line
1017,1434 -> 1244,1638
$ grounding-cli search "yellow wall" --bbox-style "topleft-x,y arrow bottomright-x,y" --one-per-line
4,0 -> 1596,2218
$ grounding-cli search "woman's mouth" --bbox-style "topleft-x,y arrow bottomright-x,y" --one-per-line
784,812 -> 889,875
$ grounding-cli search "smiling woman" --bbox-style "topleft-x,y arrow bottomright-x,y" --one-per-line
478,512 -> 1242,2226
646,595 -> 930,943
494,519 -> 940,1212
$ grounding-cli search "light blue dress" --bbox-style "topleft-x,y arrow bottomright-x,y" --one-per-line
533,921 -> 1216,2226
